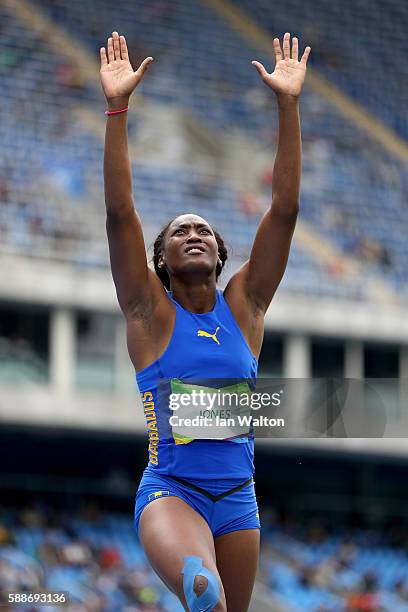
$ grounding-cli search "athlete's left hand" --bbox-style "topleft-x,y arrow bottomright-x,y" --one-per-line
252,33 -> 311,98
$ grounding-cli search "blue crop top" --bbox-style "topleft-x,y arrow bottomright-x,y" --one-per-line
135,289 -> 258,481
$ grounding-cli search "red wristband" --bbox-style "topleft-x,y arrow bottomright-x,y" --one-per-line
105,107 -> 129,116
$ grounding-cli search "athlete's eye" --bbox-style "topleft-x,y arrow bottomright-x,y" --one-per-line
174,228 -> 185,235
200,228 -> 211,234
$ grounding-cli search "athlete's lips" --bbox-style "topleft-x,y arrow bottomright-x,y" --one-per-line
185,245 -> 206,254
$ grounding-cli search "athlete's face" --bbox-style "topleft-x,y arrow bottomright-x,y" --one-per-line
160,214 -> 220,281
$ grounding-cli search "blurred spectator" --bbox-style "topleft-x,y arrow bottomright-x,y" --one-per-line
238,192 -> 264,217
189,175 -> 218,201
0,524 -> 13,546
99,546 -> 122,571
299,564 -> 317,587
60,539 -> 93,567
0,176 -> 10,204
38,540 -> 60,567
259,165 -> 274,191
326,260 -> 347,278
338,538 -> 358,568
394,578 -> 408,602
348,234 -> 392,269
55,62 -> 86,94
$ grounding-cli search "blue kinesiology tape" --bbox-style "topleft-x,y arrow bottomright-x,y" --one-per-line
182,556 -> 221,611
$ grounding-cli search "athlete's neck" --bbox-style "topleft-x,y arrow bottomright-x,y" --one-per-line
170,280 -> 217,314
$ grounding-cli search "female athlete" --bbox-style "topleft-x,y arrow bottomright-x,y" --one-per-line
100,30 -> 310,612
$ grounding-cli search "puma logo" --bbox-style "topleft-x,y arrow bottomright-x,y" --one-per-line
197,326 -> 220,345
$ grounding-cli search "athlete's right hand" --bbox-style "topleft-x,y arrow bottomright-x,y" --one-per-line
100,31 -> 153,107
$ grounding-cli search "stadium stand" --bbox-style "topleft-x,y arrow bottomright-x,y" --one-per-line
261,519 -> 408,611
0,503 -> 184,611
233,0 -> 408,139
2,502 -> 408,611
0,0 -> 407,301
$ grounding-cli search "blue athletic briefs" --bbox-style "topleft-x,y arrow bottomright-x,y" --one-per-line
134,289 -> 260,535
134,466 -> 260,536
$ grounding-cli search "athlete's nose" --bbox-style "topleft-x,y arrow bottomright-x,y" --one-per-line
186,232 -> 202,243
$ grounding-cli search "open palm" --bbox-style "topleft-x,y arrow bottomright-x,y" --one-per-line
252,33 -> 311,98
100,31 -> 153,101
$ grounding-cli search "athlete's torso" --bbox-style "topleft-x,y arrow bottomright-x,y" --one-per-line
136,289 -> 258,480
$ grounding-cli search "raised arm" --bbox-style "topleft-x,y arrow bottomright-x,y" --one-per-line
100,32 -> 161,318
225,33 -> 311,318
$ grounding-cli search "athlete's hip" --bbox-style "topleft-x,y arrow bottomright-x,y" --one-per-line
134,466 -> 260,537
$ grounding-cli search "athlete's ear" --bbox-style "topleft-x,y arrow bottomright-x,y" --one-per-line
217,257 -> 222,267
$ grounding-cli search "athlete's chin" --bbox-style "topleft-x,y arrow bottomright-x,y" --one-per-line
179,261 -> 216,277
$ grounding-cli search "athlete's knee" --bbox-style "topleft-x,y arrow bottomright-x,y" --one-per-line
193,574 -> 209,597
182,556 -> 224,611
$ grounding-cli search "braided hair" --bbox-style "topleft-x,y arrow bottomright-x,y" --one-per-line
152,218 -> 228,290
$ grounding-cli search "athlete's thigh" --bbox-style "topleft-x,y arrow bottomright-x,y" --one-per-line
139,496 -> 227,611
214,529 -> 260,612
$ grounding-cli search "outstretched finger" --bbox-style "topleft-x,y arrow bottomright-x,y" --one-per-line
107,37 -> 114,63
292,36 -> 298,61
100,47 -> 108,67
283,32 -> 290,59
135,56 -> 154,76
273,37 -> 282,63
251,60 -> 269,81
112,31 -> 121,60
301,46 -> 311,66
120,35 -> 128,61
